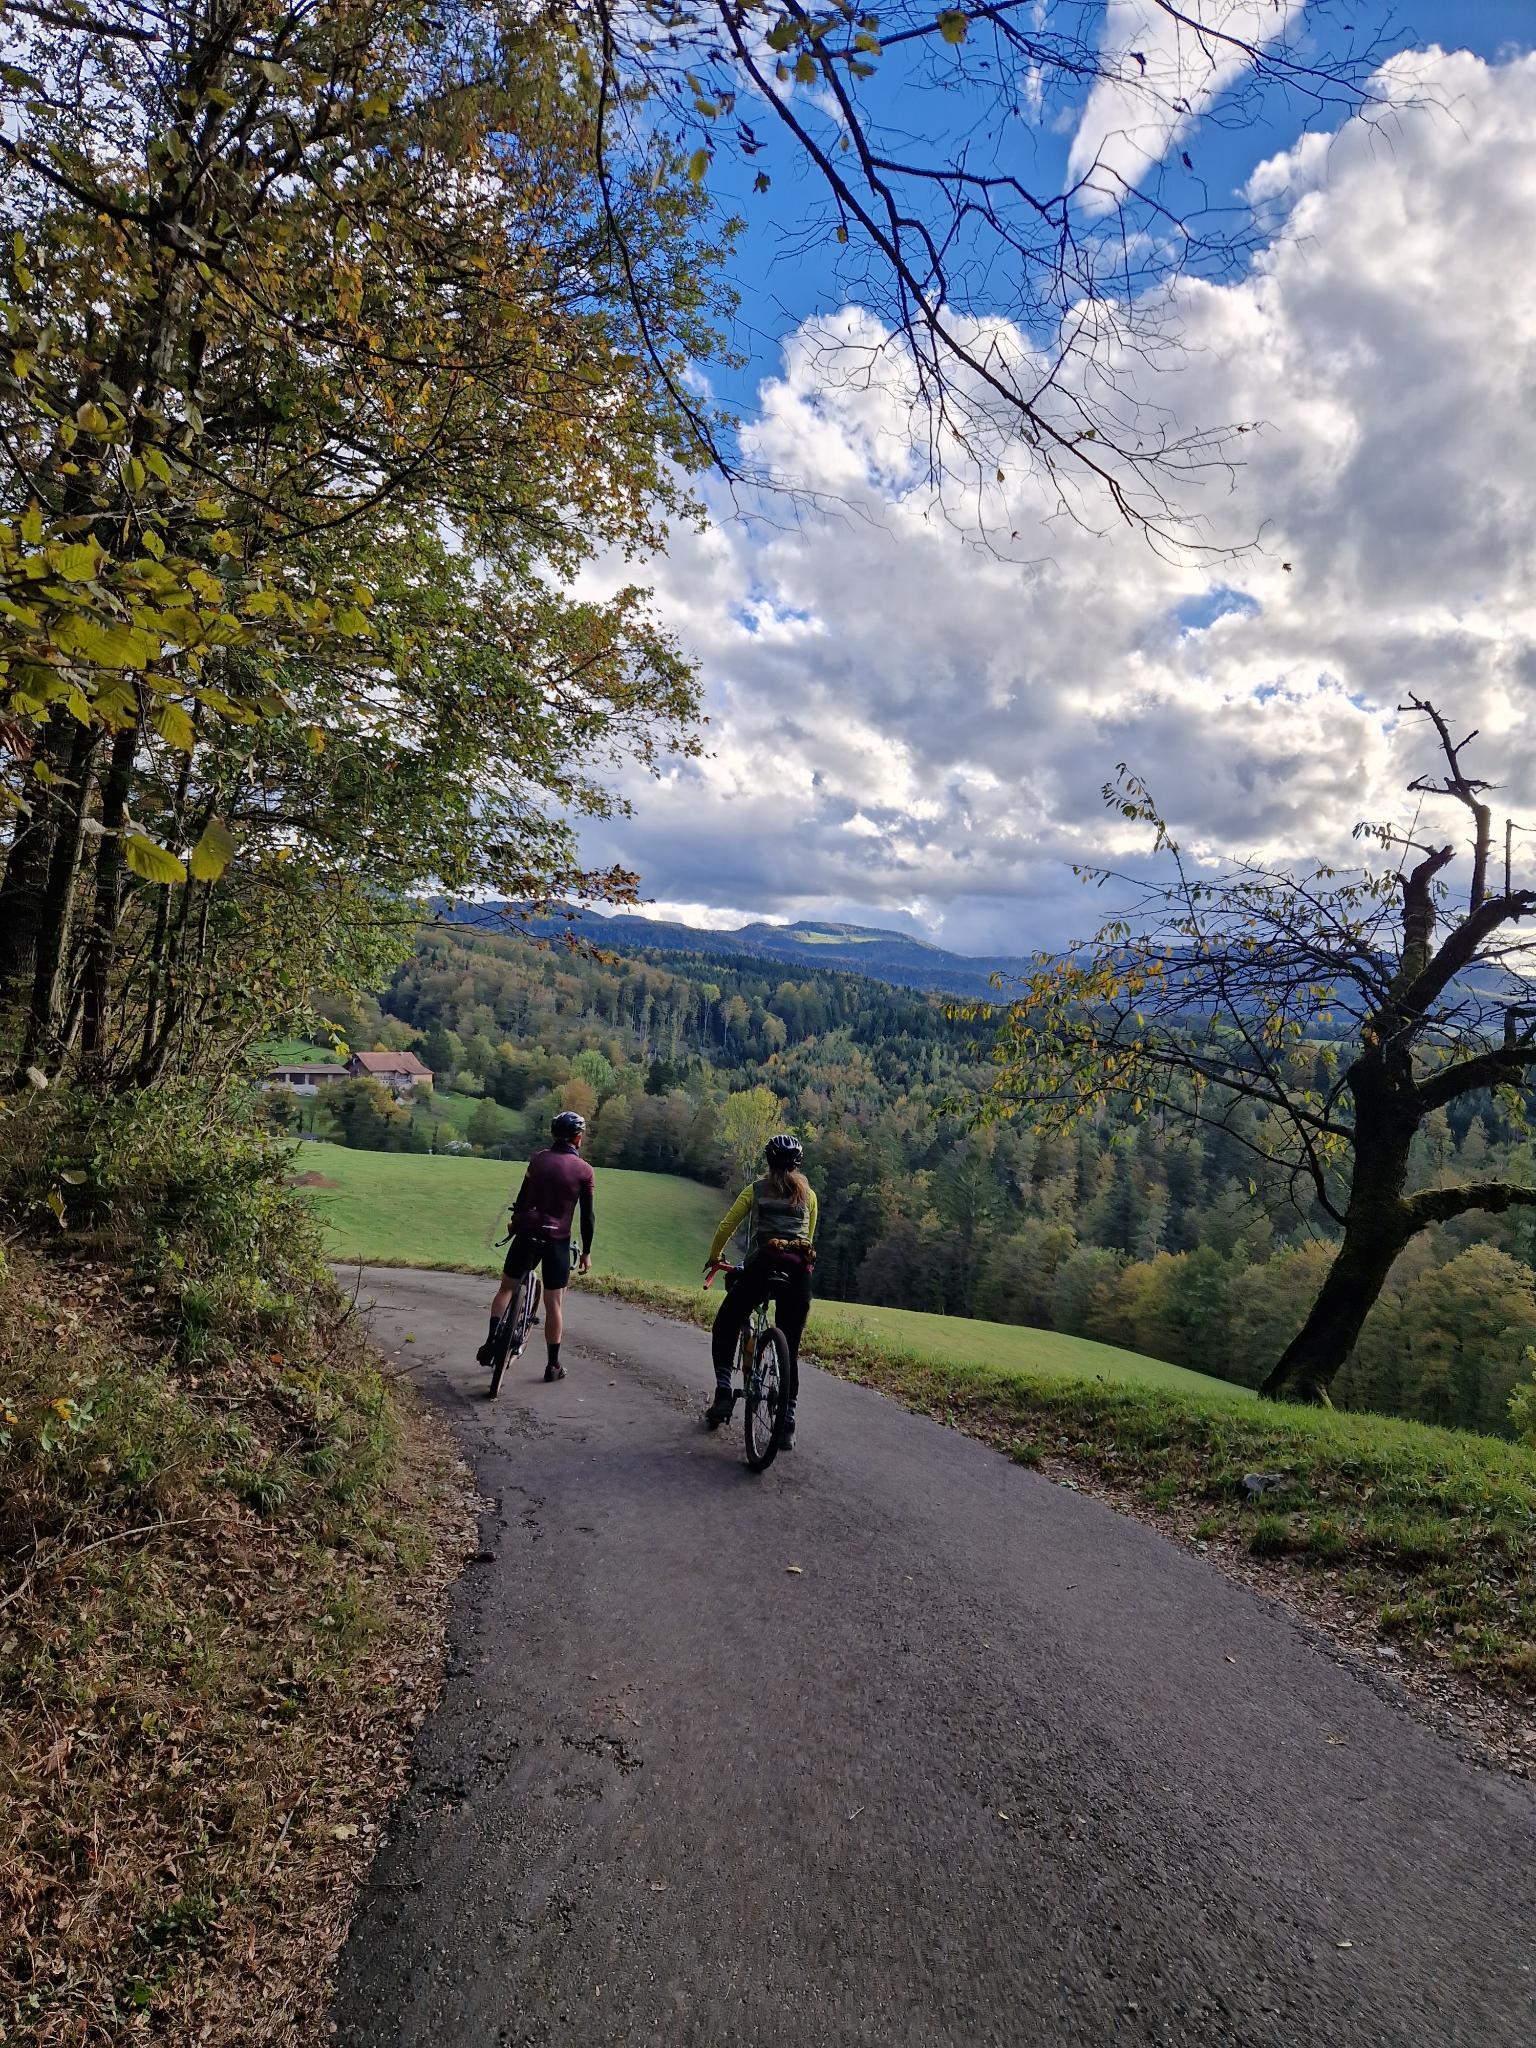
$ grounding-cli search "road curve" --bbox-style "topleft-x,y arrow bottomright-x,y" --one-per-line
330,1267 -> 1535,2048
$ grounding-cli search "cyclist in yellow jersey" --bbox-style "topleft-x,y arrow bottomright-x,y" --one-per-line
702,1133 -> 817,1448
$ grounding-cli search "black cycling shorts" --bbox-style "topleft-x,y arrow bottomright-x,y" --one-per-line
502,1232 -> 573,1290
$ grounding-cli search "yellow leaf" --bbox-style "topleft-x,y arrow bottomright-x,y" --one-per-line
189,816 -> 236,882
687,148 -> 709,188
53,614 -> 156,670
76,400 -> 110,435
936,9 -> 968,43
124,833 -> 187,885
20,501 -> 41,546
48,541 -> 99,583
305,725 -> 326,754
142,447 -> 174,485
154,702 -> 196,752
793,51 -> 816,82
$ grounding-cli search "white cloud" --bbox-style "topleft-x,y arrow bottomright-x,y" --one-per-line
1067,0 -> 1304,214
585,50 -> 1536,959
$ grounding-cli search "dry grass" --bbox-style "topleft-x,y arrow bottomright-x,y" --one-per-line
0,1250 -> 475,2045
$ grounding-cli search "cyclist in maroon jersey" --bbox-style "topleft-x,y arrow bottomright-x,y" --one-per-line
477,1110 -> 594,1383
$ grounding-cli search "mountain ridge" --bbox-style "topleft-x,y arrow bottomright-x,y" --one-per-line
439,902 -> 1035,999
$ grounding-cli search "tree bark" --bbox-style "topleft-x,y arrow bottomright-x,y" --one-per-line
17,723 -> 102,1080
80,723 -> 138,1071
0,715 -> 78,1033
1261,1213 -> 1411,1400
1262,1052 -> 1417,1402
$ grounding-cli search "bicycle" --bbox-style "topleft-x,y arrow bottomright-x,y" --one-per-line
705,1262 -> 798,1472
486,1261 -> 543,1400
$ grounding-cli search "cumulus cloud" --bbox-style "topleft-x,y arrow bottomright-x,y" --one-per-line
1066,0 -> 1304,214
584,49 -> 1536,958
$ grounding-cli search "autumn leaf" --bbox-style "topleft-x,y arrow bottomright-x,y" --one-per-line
154,702 -> 197,753
189,817 -> 237,881
124,833 -> 188,885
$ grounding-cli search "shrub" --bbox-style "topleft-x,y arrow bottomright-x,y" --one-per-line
1511,1349 -> 1536,1448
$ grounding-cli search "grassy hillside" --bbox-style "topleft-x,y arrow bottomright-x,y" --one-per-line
258,1036 -> 345,1067
295,1141 -> 722,1290
296,1142 -> 1245,1401
811,1299 -> 1253,1405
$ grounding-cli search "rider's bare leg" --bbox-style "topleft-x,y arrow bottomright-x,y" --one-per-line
544,1287 -> 566,1346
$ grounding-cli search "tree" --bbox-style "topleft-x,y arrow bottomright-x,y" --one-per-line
720,1086 -> 783,1184
585,0 -> 1409,543
321,1075 -> 407,1151
0,0 -> 728,1086
468,1098 -> 513,1157
986,700 -> 1536,1402
1393,1247 -> 1536,1436
571,1049 -> 617,1102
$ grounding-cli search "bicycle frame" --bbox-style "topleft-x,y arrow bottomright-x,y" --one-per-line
736,1294 -> 776,1388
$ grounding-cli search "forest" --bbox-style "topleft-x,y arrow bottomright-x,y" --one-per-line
288,925 -> 1536,1439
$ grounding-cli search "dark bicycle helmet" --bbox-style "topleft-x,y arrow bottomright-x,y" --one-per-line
764,1132 -> 803,1169
551,1110 -> 587,1140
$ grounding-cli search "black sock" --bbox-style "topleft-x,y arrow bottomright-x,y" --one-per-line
486,1315 -> 499,1343
547,1341 -> 560,1369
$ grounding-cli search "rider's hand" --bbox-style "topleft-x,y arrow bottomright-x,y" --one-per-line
577,1251 -> 591,1275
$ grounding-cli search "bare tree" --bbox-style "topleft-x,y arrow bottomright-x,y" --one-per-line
583,0 -> 1416,546
984,699 -> 1536,1402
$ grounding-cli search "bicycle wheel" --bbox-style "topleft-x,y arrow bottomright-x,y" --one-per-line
488,1270 -> 537,1399
487,1305 -> 515,1399
743,1325 -> 790,1472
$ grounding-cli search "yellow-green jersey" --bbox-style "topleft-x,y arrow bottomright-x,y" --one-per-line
708,1176 -> 819,1267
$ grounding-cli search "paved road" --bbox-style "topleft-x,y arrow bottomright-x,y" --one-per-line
330,1269 -> 1535,2048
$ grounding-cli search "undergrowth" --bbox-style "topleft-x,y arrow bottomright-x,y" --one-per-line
590,1273 -> 1536,1701
0,1086 -> 470,2045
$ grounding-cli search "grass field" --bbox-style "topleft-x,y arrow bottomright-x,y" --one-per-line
811,1298 -> 1253,1405
295,1141 -> 723,1290
259,1037 -> 344,1068
296,1142 -> 1245,1400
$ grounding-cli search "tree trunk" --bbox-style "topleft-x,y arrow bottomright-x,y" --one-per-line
1263,1057 -> 1417,1402
0,716 -> 78,1034
1260,1215 -> 1411,1401
17,724 -> 102,1080
80,723 -> 138,1071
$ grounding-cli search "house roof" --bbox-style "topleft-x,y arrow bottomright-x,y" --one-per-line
351,1049 -> 432,1076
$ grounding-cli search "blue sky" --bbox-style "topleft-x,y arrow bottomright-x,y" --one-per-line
588,7 -> 1536,957
706,2 -> 1536,417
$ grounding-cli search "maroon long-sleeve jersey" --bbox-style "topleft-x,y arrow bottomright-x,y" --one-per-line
510,1142 -> 595,1249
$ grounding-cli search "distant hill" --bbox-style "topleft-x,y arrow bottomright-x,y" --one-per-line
439,903 -> 1035,999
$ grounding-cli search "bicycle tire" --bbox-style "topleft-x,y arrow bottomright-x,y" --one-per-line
743,1325 -> 790,1472
488,1268 -> 538,1398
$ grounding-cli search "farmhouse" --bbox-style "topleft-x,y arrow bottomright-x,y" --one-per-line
264,1062 -> 345,1095
345,1049 -> 434,1095
264,1050 -> 433,1095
